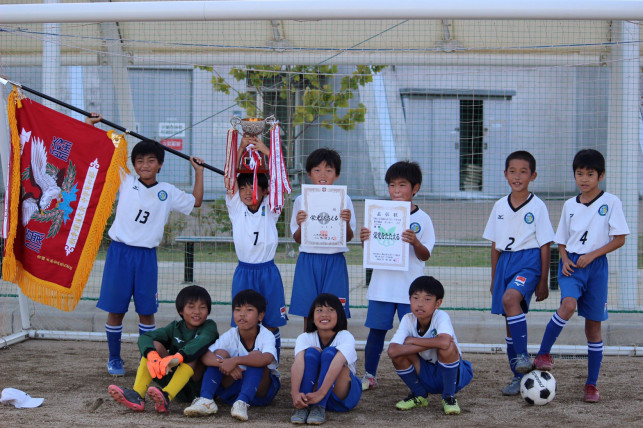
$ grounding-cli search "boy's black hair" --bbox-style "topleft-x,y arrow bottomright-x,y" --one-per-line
232,289 -> 266,315
573,149 -> 605,176
131,140 -> 165,166
305,148 -> 342,175
305,293 -> 348,333
175,285 -> 212,315
237,172 -> 269,191
385,161 -> 422,188
408,276 -> 445,300
505,150 -> 536,173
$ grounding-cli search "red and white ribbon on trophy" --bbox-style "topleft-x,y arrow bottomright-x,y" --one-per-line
268,121 -> 291,213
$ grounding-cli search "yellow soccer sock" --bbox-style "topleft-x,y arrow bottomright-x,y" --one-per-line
162,363 -> 194,401
133,357 -> 153,398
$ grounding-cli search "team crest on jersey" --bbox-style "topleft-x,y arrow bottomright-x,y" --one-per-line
430,328 -> 437,338
261,206 -> 266,216
524,212 -> 534,224
513,275 -> 526,286
158,190 -> 168,201
410,222 -> 421,233
598,204 -> 608,216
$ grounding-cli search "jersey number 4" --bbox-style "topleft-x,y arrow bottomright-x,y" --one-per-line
134,210 -> 150,224
579,231 -> 588,245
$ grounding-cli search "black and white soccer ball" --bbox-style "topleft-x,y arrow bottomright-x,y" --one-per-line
520,370 -> 556,405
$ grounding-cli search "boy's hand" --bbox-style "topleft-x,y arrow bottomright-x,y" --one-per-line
84,112 -> 102,126
535,278 -> 549,302
219,357 -> 239,376
489,279 -> 494,294
146,351 -> 162,379
561,257 -> 576,276
305,391 -> 325,405
159,353 -> 183,376
340,209 -> 351,223
190,156 -> 204,172
575,253 -> 595,269
360,227 -> 371,243
296,210 -> 307,227
291,392 -> 309,409
401,228 -> 419,246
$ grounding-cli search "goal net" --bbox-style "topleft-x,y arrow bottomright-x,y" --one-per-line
1,3 -> 640,354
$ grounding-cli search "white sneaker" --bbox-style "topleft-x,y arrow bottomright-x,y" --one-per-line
231,400 -> 249,421
184,397 -> 218,417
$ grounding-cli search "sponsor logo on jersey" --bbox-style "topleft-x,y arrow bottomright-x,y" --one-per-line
497,215 -> 504,220
280,306 -> 287,318
598,204 -> 608,216
339,297 -> 346,307
174,337 -> 185,344
514,275 -> 526,286
524,212 -> 534,224
158,190 -> 168,201
410,222 -> 421,233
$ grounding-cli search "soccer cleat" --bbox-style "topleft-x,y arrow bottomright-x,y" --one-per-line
290,408 -> 309,424
231,400 -> 249,421
184,397 -> 218,417
306,405 -> 326,425
442,396 -> 461,415
502,376 -> 522,396
361,373 -> 379,391
583,384 -> 600,403
514,353 -> 533,374
107,385 -> 144,412
395,394 -> 429,410
534,353 -> 554,371
147,386 -> 170,414
107,358 -> 125,377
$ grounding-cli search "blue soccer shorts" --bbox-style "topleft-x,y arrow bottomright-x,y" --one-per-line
97,241 -> 158,315
559,253 -> 609,322
289,252 -> 350,318
326,372 -> 362,412
217,373 -> 281,406
364,300 -> 411,330
418,359 -> 474,395
231,260 -> 288,328
491,248 -> 541,315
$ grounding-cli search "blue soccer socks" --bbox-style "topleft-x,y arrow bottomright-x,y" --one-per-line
301,348 -> 322,394
138,322 -> 155,336
106,323 -> 123,361
395,365 -> 428,399
587,341 -> 603,386
438,361 -> 459,399
364,328 -> 387,377
506,314 -> 528,356
200,366 -> 223,399
273,328 -> 281,362
505,337 -> 521,377
538,311 -> 567,355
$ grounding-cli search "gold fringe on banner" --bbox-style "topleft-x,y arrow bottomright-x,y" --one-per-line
2,88 -> 128,311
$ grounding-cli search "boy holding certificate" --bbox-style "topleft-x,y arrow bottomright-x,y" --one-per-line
290,148 -> 356,326
359,161 -> 435,392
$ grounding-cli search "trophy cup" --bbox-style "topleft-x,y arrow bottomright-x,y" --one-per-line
230,115 -> 276,174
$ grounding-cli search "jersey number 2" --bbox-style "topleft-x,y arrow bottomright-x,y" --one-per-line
134,210 -> 150,224
504,237 -> 515,251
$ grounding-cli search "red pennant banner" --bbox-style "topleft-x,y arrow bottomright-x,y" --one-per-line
3,89 -> 128,311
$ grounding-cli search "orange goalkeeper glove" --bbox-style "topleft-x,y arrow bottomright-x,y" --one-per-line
146,351 -> 162,379
159,353 -> 184,377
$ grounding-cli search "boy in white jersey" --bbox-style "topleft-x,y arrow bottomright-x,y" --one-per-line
388,276 -> 473,415
359,161 -> 435,391
482,151 -> 555,396
184,290 -> 280,421
96,135 -> 204,376
227,135 -> 287,360
534,149 -> 629,403
290,148 -> 356,325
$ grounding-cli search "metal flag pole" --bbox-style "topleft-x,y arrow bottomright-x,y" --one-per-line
0,76 -> 224,175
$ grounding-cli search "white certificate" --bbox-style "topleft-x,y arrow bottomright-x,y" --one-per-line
301,184 -> 346,248
363,199 -> 411,271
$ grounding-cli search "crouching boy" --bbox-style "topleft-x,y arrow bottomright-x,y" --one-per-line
387,276 -> 473,415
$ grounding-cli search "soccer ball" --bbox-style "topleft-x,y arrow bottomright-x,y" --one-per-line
520,370 -> 556,405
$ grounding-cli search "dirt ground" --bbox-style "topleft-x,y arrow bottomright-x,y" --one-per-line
0,339 -> 641,427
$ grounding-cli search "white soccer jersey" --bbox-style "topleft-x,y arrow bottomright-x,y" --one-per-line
290,194 -> 357,254
482,193 -> 555,252
226,192 -> 280,264
367,207 -> 436,304
108,174 -> 195,248
208,325 -> 279,376
294,330 -> 358,375
390,310 -> 462,364
555,191 -> 629,255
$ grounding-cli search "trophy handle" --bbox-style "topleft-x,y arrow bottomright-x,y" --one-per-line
265,115 -> 277,128
230,116 -> 242,128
